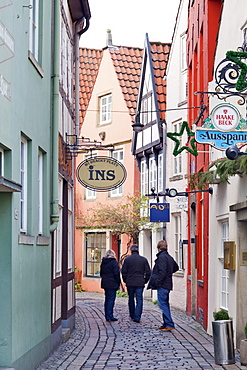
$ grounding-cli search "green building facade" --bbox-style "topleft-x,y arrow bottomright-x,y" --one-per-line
0,1 -> 91,369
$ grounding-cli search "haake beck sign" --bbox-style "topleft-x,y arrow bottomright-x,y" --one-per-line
195,103 -> 247,149
76,156 -> 127,191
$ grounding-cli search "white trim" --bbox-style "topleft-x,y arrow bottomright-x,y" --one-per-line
20,137 -> 28,233
99,93 -> 112,125
38,150 -> 43,235
0,148 -> 4,176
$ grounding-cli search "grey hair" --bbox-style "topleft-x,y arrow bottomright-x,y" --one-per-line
105,249 -> 116,258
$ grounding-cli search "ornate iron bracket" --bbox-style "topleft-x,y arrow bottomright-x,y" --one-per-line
66,134 -> 115,160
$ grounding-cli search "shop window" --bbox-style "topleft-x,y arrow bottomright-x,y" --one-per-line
86,232 -> 106,277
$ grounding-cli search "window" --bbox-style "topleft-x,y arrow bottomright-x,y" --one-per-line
86,233 -> 106,277
111,149 -> 123,197
141,92 -> 153,126
38,150 -> 43,234
20,138 -> 28,232
158,154 -> 163,193
220,221 -> 229,310
68,185 -> 73,272
140,160 -> 148,195
85,154 -> 96,200
173,122 -> 182,175
181,34 -> 187,72
99,93 -> 112,124
29,0 -> 40,61
54,178 -> 63,276
0,148 -> 4,176
149,157 -> 157,192
174,214 -> 183,269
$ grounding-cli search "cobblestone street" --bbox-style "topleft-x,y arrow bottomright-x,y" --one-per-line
36,292 -> 244,370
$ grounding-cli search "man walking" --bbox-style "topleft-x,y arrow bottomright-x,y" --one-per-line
121,244 -> 151,323
147,240 -> 179,331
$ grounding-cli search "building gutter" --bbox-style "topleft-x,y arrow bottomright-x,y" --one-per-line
75,16 -> 90,137
50,0 -> 60,232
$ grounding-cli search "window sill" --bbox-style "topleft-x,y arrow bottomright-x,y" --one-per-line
28,51 -> 44,77
174,270 -> 184,277
18,234 -> 35,245
37,235 -> 50,246
169,174 -> 183,182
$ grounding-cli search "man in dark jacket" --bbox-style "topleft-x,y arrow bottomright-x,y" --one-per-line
147,240 -> 179,331
121,244 -> 151,323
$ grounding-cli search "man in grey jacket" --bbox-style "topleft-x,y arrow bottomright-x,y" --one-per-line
147,240 -> 179,331
121,244 -> 151,323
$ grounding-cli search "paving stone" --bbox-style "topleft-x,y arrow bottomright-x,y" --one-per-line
35,292 -> 242,370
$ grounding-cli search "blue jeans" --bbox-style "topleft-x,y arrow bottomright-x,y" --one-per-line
104,289 -> 117,320
157,288 -> 175,328
127,286 -> 144,321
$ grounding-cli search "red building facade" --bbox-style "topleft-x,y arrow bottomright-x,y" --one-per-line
187,0 -> 222,329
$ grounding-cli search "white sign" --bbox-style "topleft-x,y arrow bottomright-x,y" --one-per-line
211,104 -> 239,132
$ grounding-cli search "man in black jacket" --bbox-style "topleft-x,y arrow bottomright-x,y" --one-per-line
121,244 -> 151,323
147,240 -> 179,331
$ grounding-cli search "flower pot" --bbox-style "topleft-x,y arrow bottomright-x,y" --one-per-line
212,320 -> 235,365
240,339 -> 247,366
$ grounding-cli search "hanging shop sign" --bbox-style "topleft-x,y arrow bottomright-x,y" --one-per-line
150,203 -> 170,222
195,103 -> 247,150
76,156 -> 127,191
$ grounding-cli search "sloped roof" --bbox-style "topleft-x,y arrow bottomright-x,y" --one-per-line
149,42 -> 171,121
79,48 -> 103,124
79,42 -> 170,125
109,46 -> 143,122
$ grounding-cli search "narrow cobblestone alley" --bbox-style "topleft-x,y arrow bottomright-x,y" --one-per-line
36,293 -> 244,370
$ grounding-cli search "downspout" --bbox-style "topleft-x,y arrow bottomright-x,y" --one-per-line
50,0 -> 60,232
75,17 -> 90,137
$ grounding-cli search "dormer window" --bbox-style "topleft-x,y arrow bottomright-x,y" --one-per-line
99,93 -> 112,125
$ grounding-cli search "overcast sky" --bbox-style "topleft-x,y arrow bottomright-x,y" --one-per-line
80,0 -> 181,49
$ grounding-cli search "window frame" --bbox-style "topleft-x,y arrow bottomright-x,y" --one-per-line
86,232 -> 106,277
99,93 -> 112,125
38,150 -> 43,235
0,148 -> 4,176
29,0 -> 40,61
110,149 -> 124,197
20,137 -> 28,233
220,220 -> 229,310
173,121 -> 182,175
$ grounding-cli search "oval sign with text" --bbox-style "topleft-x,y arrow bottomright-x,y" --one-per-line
76,156 -> 127,191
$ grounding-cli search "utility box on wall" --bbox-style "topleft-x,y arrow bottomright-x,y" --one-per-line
224,241 -> 236,270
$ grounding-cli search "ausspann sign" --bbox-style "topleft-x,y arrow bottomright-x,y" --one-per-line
76,156 -> 127,191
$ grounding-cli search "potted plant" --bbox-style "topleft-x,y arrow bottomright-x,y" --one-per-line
212,310 -> 235,365
240,322 -> 247,365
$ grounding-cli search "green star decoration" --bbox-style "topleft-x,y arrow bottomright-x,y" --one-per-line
167,121 -> 198,156
226,51 -> 247,91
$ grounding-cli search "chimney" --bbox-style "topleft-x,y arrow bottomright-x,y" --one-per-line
106,29 -> 113,46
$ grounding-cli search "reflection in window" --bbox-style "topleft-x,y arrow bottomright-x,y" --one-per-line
86,233 -> 106,277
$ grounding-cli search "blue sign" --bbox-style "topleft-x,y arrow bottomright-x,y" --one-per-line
194,103 -> 247,150
195,129 -> 247,149
150,203 -> 170,222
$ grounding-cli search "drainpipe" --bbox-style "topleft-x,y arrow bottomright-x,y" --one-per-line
50,0 -> 60,232
75,16 -> 90,137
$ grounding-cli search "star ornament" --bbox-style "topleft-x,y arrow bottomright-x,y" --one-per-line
167,121 -> 198,156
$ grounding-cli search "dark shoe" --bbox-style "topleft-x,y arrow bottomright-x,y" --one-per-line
133,319 -> 140,323
106,318 -> 118,322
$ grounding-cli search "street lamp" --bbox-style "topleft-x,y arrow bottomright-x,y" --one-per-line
132,114 -> 144,132
225,145 -> 247,160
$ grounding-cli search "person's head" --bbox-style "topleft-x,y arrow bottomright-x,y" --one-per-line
130,244 -> 139,253
157,240 -> 168,252
105,249 -> 116,258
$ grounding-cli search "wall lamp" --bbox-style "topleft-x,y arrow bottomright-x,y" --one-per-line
225,145 -> 247,160
132,114 -> 144,132
146,187 -> 213,201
